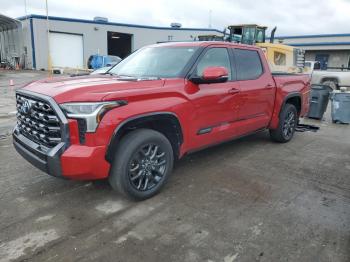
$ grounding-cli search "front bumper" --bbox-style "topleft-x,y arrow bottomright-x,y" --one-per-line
13,128 -> 66,177
13,126 -> 111,180
13,89 -> 111,180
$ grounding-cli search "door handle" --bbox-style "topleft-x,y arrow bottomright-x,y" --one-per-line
228,88 -> 240,94
265,84 -> 274,89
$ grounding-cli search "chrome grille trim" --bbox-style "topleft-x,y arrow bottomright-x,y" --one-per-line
15,91 -> 68,148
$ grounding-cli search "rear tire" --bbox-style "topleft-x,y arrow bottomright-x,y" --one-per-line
270,104 -> 298,143
109,129 -> 174,200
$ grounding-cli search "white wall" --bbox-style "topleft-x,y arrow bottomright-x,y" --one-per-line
29,17 -> 221,70
305,50 -> 350,67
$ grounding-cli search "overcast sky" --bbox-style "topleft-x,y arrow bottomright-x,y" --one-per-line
1,0 -> 350,36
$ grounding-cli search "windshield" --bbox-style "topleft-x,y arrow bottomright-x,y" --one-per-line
305,62 -> 311,68
108,46 -> 199,78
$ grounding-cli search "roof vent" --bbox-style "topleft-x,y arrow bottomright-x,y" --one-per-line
170,22 -> 182,28
94,16 -> 108,23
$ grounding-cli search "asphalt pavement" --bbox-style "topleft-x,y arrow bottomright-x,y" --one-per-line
0,70 -> 349,262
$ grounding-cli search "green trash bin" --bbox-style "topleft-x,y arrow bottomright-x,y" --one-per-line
308,85 -> 333,120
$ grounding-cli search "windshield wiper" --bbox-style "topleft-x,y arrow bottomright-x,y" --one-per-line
117,75 -> 138,81
138,76 -> 161,81
112,75 -> 161,81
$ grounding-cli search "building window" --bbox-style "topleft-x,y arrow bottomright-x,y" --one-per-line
274,51 -> 286,66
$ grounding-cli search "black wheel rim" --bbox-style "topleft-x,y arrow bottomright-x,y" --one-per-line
282,111 -> 296,139
128,143 -> 167,191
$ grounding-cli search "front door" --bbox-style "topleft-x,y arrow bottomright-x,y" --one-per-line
315,54 -> 329,70
185,47 -> 241,149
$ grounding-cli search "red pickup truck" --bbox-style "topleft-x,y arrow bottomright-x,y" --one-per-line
13,42 -> 310,200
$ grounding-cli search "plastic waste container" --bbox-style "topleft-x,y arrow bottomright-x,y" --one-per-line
307,84 -> 333,119
330,88 -> 350,124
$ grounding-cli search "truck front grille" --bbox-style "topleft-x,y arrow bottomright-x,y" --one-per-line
16,94 -> 62,147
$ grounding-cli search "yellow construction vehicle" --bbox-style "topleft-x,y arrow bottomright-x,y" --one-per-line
227,24 -> 305,73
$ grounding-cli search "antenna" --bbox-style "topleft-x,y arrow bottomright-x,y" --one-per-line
24,0 -> 28,19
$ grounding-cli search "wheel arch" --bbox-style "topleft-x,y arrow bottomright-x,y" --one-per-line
321,76 -> 339,84
281,92 -> 302,116
106,112 -> 184,163
320,77 -> 339,90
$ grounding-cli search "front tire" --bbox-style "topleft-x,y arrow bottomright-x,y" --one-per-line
109,129 -> 174,200
270,104 -> 298,143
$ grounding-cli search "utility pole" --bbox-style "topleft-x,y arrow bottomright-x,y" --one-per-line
209,10 -> 212,28
24,0 -> 28,19
45,0 -> 52,76
21,0 -> 28,69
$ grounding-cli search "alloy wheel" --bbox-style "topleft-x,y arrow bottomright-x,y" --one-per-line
282,111 -> 296,139
128,144 -> 167,191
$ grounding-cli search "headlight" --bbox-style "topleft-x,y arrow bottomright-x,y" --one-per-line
60,101 -> 127,132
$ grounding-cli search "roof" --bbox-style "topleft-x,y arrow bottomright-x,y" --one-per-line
268,33 -> 350,39
17,14 -> 222,33
228,24 -> 267,29
151,41 -> 261,50
0,13 -> 22,31
258,42 -> 294,51
16,14 -> 350,40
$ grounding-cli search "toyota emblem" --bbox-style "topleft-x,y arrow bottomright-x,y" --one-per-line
20,100 -> 32,115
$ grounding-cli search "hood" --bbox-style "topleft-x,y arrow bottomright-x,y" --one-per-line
21,75 -> 165,104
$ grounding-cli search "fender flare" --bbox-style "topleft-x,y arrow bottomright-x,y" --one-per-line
105,112 -> 184,163
279,92 -> 302,116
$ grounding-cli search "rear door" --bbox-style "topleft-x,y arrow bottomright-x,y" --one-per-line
233,48 -> 275,132
186,46 -> 241,149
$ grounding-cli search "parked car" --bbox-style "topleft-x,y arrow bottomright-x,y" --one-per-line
90,66 -> 113,75
87,55 -> 122,70
13,42 -> 310,200
305,60 -> 350,90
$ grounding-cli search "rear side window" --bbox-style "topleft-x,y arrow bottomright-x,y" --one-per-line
234,49 -> 263,80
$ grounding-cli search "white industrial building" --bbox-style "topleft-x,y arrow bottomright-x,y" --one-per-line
0,14 -> 221,70
275,34 -> 350,70
1,13 -> 350,71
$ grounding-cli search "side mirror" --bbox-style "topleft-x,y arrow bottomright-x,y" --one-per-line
190,66 -> 229,84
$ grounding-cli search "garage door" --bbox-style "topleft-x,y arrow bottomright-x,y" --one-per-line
49,32 -> 83,69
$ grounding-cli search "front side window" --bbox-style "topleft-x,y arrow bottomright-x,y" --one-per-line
242,27 -> 256,45
256,29 -> 265,43
234,49 -> 263,80
109,46 -> 199,78
195,48 -> 232,80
